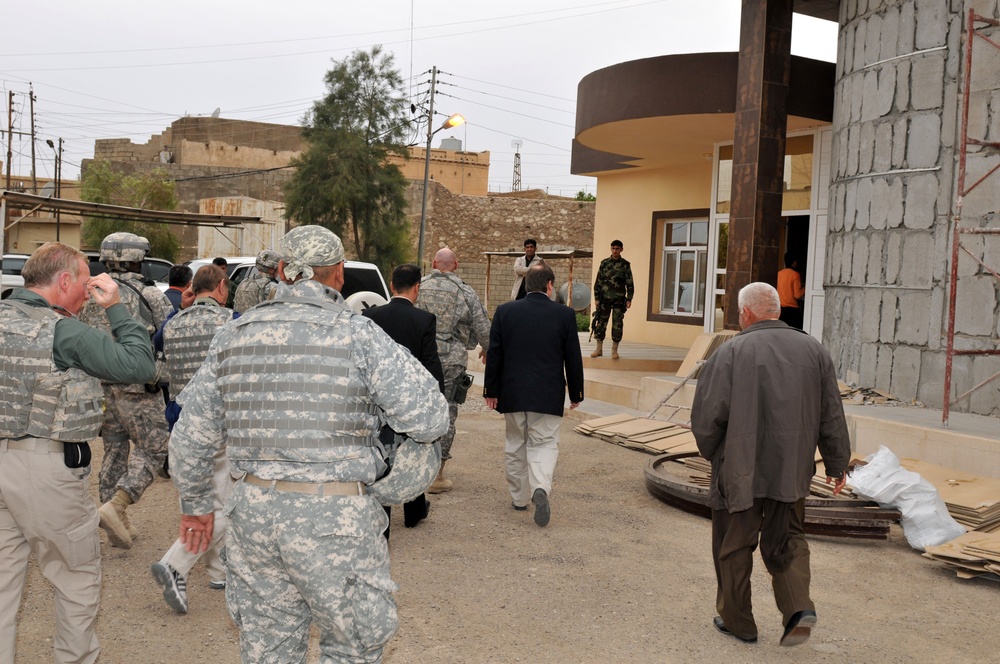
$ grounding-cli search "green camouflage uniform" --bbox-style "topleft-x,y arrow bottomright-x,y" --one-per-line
415,270 -> 490,460
79,271 -> 173,503
591,256 -> 635,343
170,226 -> 448,663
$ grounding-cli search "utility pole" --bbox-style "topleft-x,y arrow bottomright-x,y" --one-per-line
29,84 -> 37,193
417,66 -> 438,266
5,91 -> 12,191
511,140 -> 522,192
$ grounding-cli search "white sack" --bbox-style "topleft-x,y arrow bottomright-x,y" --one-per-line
848,445 -> 966,550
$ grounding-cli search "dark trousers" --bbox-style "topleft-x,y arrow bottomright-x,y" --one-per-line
711,497 -> 814,639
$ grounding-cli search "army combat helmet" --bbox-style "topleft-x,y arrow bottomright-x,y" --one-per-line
100,231 -> 150,271
255,248 -> 281,274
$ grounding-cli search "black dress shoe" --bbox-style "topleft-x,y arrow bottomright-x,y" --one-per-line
780,610 -> 817,647
713,616 -> 757,644
404,497 -> 430,528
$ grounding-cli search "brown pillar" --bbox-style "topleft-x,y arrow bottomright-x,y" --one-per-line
723,0 -> 793,330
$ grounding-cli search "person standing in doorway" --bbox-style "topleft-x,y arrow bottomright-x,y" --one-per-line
590,239 -> 634,360
777,253 -> 805,330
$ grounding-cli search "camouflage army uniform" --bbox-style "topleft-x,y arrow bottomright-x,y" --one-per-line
171,258 -> 448,662
79,271 -> 173,503
591,256 -> 635,343
232,270 -> 276,314
416,269 -> 490,460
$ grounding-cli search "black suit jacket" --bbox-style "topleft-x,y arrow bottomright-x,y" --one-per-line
484,291 -> 584,416
363,297 -> 445,393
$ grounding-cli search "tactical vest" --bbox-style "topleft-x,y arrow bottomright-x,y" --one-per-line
234,273 -> 275,313
216,293 -> 377,457
0,301 -> 104,442
419,271 -> 468,358
79,272 -> 157,337
163,301 -> 232,396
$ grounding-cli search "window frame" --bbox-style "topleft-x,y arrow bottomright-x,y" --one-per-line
647,208 -> 710,326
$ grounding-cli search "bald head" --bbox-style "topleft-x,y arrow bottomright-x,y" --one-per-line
433,248 -> 458,273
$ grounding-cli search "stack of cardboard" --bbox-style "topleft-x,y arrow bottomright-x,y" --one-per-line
923,531 -> 1000,580
675,331 -> 737,380
575,413 -> 697,455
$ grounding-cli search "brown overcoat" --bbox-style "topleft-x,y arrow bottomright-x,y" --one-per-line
691,320 -> 851,513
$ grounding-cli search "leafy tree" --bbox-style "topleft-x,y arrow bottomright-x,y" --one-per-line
284,46 -> 412,275
575,190 -> 596,202
80,160 -> 181,261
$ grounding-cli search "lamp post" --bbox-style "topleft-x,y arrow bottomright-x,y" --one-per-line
416,70 -> 464,266
45,138 -> 63,241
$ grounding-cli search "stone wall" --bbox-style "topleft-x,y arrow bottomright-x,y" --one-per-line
412,182 -> 595,316
826,0 -> 1000,415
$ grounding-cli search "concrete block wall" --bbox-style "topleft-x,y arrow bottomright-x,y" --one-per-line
826,0 -> 1000,415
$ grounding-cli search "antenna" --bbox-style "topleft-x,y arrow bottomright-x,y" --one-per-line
511,140 -> 522,192
211,107 -> 221,118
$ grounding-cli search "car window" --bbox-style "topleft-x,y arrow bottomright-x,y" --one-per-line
2,256 -> 28,275
342,266 -> 388,300
230,265 -> 253,287
144,260 -> 172,282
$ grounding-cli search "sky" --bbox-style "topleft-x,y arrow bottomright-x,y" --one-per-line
1,0 -> 837,198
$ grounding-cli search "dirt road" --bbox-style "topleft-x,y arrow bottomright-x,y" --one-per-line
16,407 -> 1000,662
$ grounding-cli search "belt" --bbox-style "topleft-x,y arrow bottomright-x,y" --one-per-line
1,437 -> 64,453
243,473 -> 366,496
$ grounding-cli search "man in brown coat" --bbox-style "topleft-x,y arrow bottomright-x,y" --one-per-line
691,281 -> 851,647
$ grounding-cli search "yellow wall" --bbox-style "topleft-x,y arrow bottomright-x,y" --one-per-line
398,148 -> 490,196
592,162 -> 714,349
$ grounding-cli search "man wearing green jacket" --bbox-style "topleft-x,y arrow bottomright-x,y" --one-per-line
0,242 -> 156,664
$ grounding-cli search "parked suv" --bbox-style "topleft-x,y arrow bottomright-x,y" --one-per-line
177,256 -> 390,302
1,253 -> 30,298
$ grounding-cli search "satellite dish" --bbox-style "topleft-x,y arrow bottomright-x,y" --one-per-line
558,281 -> 592,311
39,181 -> 56,198
346,291 -> 388,313
211,107 -> 221,118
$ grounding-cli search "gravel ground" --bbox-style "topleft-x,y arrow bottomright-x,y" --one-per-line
15,402 -> 1000,663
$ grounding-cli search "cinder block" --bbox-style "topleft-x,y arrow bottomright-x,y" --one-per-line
907,113 -> 942,167
862,70 -> 881,122
857,178 -> 872,230
956,276 -> 997,336
890,344 -> 922,401
899,231 -> 934,288
879,290 -> 898,342
851,70 -> 865,123
876,344 -> 894,390
959,154 -> 1000,218
860,343 -> 880,386
868,232 -> 885,283
970,355 -> 1000,416
873,121 -> 894,172
957,234 -> 984,277
842,232 -> 855,281
862,289 -> 884,342
853,234 -> 870,283
910,53 -> 946,111
886,230 -> 903,284
892,117 -> 908,167
877,65 -> 897,118
915,0 -> 948,49
829,235 -> 843,283
887,177 -> 905,228
896,291 -> 931,345
898,1 -> 916,55
859,123 -> 876,173
871,178 -> 890,229
991,90 -> 1000,144
853,19 -> 868,74
847,124 -> 861,176
967,91 -> 992,143
881,5 -> 901,61
866,12 -> 884,64
903,172 -> 938,229
917,349 -> 970,410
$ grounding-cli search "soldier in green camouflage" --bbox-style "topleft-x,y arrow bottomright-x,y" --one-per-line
415,247 -> 491,493
232,249 -> 280,314
78,232 -> 173,550
591,239 -> 635,360
170,225 -> 448,663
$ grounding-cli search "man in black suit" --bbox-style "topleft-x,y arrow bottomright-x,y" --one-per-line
363,264 -> 445,534
484,264 -> 585,527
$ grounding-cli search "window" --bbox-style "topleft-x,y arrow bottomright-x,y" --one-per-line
650,214 -> 708,320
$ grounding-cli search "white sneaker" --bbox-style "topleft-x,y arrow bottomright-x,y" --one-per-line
208,579 -> 226,590
151,562 -> 189,614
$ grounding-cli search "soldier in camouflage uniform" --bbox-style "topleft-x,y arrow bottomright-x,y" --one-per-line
78,232 -> 173,550
590,239 -> 635,360
170,226 -> 448,663
232,249 -> 280,314
152,264 -> 236,614
415,247 -> 491,493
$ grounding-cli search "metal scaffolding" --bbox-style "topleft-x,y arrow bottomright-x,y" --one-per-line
942,10 -> 1000,427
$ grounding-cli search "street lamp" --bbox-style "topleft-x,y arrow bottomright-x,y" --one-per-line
417,111 -> 465,266
45,138 -> 63,241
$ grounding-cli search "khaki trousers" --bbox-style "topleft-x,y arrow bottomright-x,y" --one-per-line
0,442 -> 101,664
503,411 -> 561,506
711,497 -> 814,639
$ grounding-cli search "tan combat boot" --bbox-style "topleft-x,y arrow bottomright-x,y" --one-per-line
427,460 -> 454,494
99,489 -> 134,549
612,342 -> 620,360
590,340 -> 603,358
